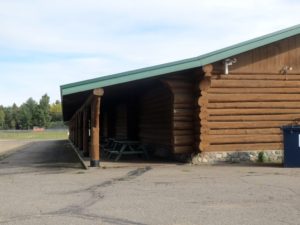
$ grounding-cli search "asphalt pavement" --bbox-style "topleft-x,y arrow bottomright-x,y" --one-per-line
0,140 -> 300,225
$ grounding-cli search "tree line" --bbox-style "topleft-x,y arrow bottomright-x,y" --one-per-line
0,94 -> 64,130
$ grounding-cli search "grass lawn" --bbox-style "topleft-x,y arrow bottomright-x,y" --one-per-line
0,130 -> 68,140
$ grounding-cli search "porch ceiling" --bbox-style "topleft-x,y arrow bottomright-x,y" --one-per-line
62,90 -> 92,122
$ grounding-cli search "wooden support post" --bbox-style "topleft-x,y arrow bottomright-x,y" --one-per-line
72,121 -> 74,142
82,108 -> 89,156
70,120 -> 73,142
72,120 -> 75,143
73,119 -> 75,143
71,119 -> 74,143
75,114 -> 78,147
90,88 -> 104,167
78,111 -> 83,150
73,116 -> 76,146
69,121 -> 72,142
77,115 -> 80,147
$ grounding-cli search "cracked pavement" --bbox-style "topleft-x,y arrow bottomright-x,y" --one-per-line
1,140 -> 300,225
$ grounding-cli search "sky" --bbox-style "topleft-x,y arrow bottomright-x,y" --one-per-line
0,0 -> 299,106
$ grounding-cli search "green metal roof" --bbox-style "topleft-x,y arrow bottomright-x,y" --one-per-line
61,24 -> 300,96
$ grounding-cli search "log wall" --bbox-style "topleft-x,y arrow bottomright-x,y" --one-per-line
213,35 -> 300,74
162,74 -> 198,154
139,84 -> 173,153
103,76 -> 198,156
198,36 -> 300,153
199,72 -> 300,152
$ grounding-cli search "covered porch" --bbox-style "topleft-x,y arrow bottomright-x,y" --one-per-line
62,68 -> 203,167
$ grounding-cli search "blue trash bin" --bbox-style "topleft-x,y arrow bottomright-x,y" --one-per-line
282,126 -> 300,167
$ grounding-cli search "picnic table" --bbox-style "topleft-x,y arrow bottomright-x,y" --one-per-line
103,139 -> 148,161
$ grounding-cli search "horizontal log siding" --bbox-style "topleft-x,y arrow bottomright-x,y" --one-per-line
139,85 -> 173,150
213,35 -> 300,74
199,73 -> 300,152
163,76 -> 197,154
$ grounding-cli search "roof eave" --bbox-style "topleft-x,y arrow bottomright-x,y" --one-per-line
61,58 -> 202,96
61,24 -> 300,96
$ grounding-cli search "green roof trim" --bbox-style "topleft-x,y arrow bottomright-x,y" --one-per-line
61,24 -> 300,96
61,57 -> 202,95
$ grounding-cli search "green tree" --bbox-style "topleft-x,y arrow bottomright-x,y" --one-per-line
1,94 -> 53,129
19,98 -> 38,129
3,107 -> 15,129
0,106 -> 5,129
38,94 -> 51,128
11,103 -> 19,129
18,106 -> 30,129
50,100 -> 62,122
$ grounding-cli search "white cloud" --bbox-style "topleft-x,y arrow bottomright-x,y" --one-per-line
0,57 -> 134,106
0,0 -> 299,106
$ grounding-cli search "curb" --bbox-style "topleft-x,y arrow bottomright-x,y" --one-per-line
68,141 -> 88,170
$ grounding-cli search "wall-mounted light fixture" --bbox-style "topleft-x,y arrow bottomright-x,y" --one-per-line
224,58 -> 237,75
280,65 -> 293,75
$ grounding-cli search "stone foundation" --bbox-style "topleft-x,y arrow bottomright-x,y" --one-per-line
191,150 -> 283,164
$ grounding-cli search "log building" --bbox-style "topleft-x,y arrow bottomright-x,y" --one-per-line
61,25 -> 300,166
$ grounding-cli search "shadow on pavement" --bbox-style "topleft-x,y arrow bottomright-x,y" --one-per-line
0,140 -> 83,173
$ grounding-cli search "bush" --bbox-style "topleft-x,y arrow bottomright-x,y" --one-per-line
258,151 -> 268,163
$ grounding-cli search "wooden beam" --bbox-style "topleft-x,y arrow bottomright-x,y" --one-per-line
68,88 -> 104,157
78,111 -> 83,150
201,134 -> 282,144
203,128 -> 281,135
201,121 -> 291,129
202,143 -> 283,152
74,115 -> 78,147
70,88 -> 104,122
198,64 -> 214,152
82,109 -> 89,156
93,88 -> 104,96
207,87 -> 300,94
206,101 -> 300,109
218,74 -> 300,80
201,108 -> 300,115
203,93 -> 300,102
69,121 -> 72,142
202,64 -> 213,76
77,114 -> 80,147
71,120 -> 74,142
207,114 -> 300,121
210,80 -> 300,88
